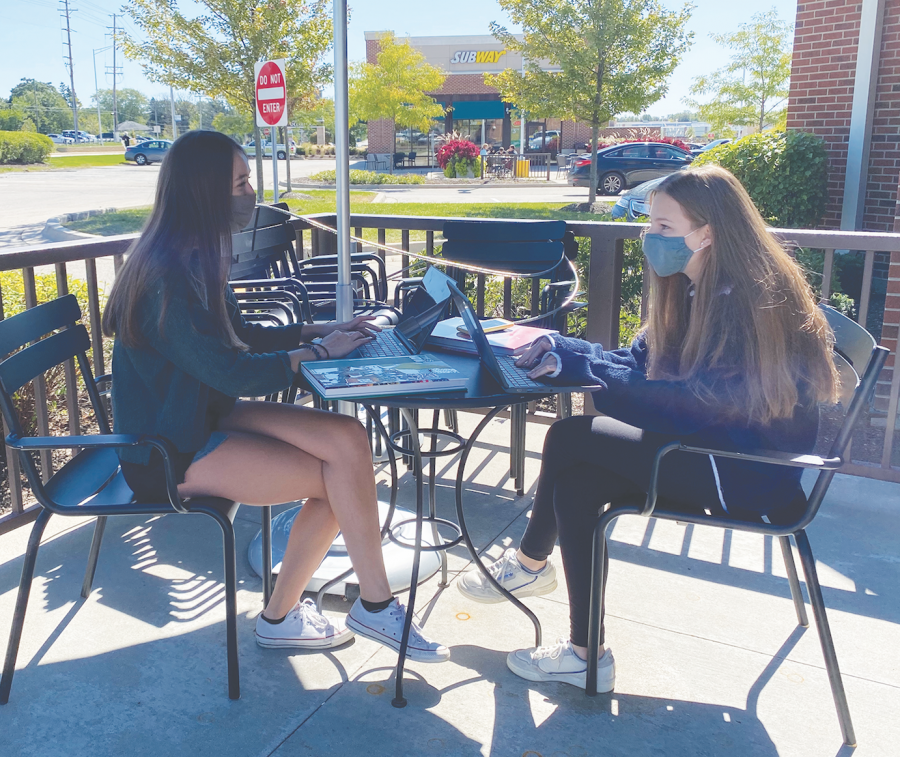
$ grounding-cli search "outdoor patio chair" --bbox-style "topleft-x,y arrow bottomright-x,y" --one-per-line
0,295 -> 246,703
586,304 -> 889,748
439,219 -> 586,494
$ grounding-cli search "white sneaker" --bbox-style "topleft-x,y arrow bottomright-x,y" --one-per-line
346,598 -> 450,663
507,638 -> 615,692
457,548 -> 557,604
255,598 -> 354,649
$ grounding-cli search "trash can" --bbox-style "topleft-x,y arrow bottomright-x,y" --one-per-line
516,159 -> 530,178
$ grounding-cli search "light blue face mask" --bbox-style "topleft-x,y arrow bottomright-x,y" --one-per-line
641,228 -> 706,277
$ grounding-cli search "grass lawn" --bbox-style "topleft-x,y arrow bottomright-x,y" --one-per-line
64,189 -> 611,239
48,154 -> 129,168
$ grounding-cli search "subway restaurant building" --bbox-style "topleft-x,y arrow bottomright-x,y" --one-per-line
364,32 -> 592,160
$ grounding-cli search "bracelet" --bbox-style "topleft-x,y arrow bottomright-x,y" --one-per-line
306,343 -> 326,361
319,344 -> 331,360
296,344 -> 317,359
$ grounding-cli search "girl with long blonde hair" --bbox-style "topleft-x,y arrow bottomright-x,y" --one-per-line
459,164 -> 838,691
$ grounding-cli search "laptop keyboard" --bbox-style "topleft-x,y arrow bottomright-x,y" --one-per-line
356,330 -> 410,358
497,355 -> 548,389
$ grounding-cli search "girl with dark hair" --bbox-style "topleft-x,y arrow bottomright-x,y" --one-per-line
458,164 -> 838,690
102,130 -> 448,663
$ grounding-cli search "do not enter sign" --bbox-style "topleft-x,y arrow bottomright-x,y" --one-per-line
254,59 -> 288,127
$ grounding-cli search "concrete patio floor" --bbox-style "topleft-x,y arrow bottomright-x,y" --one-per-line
0,410 -> 898,757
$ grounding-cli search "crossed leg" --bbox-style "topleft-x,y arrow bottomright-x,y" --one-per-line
178,400 -> 391,618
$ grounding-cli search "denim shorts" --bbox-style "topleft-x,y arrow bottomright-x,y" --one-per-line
121,431 -> 229,503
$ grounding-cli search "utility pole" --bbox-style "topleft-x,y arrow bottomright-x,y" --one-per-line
107,14 -> 121,139
60,0 -> 79,142
92,47 -> 111,138
170,86 -> 178,140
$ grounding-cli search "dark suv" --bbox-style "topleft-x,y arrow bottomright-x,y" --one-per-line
567,142 -> 693,194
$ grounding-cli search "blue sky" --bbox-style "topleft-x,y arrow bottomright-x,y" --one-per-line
0,0 -> 798,117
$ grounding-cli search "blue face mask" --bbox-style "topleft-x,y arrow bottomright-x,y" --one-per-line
641,228 -> 706,277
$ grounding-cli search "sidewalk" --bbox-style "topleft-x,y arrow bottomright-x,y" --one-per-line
0,410 -> 898,756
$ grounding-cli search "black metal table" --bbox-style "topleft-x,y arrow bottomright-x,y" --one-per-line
305,349 -> 553,707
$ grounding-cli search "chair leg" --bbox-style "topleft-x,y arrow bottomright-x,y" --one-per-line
197,506 -> 241,701
261,506 -> 273,607
778,535 -> 808,627
587,508 -> 619,696
794,529 -> 855,746
1,509 -> 52,705
81,515 -> 108,599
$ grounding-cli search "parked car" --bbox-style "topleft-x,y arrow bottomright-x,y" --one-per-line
243,140 -> 295,159
46,133 -> 74,145
610,176 -> 667,220
690,138 -> 732,155
124,139 -> 172,165
568,142 -> 693,194
527,130 -> 560,150
62,130 -> 97,143
100,132 -> 116,140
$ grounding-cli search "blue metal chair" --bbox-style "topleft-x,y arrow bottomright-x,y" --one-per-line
586,305 -> 889,748
0,295 -> 243,703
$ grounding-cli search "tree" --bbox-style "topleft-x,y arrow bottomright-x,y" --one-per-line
292,97 -> 335,143
349,33 -> 446,172
213,111 -> 254,140
685,9 -> 793,133
0,102 -> 27,131
9,79 -> 72,133
93,88 -> 148,126
488,0 -> 693,203
120,0 -> 333,200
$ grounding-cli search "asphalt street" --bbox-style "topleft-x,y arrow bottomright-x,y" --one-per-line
0,158 -> 596,249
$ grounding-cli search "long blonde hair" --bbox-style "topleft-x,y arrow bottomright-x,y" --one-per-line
645,165 -> 838,424
102,130 -> 247,351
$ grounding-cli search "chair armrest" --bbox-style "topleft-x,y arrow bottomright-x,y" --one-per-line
642,441 -> 842,518
95,373 -> 112,387
6,432 -> 190,514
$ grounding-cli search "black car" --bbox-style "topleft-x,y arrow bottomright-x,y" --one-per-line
567,142 -> 693,194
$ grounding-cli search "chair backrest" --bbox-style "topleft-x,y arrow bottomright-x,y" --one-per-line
441,220 -> 566,275
0,296 -> 111,491
231,202 -> 297,280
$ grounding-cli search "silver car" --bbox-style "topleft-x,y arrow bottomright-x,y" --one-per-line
124,139 -> 172,165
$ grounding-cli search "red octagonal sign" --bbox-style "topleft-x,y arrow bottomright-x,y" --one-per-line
255,59 -> 287,127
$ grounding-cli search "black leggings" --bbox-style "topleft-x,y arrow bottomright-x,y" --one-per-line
520,415 -> 731,647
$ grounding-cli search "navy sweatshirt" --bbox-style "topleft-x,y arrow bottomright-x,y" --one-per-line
545,334 -> 818,516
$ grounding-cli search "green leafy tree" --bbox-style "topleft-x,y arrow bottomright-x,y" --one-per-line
0,102 -> 27,131
93,88 -> 149,126
685,9 -> 793,133
213,110 -> 254,140
9,79 -> 72,133
293,97 -> 335,143
349,33 -> 446,172
488,0 -> 693,203
120,0 -> 333,200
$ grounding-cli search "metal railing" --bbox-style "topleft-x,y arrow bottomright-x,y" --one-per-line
0,216 -> 897,534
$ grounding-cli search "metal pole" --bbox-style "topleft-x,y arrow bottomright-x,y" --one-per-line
62,0 -> 79,142
271,128 -> 279,203
333,0 -> 352,324
170,86 -> 178,140
93,49 -> 104,138
111,14 -> 119,140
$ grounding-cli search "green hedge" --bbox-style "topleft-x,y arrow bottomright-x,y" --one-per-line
308,169 -> 425,185
0,130 -> 53,165
691,130 -> 827,229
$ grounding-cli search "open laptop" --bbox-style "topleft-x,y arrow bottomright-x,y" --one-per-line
352,267 -> 452,358
445,280 -> 590,395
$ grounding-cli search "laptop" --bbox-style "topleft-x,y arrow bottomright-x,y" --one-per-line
352,267 -> 452,358
445,280 -> 590,395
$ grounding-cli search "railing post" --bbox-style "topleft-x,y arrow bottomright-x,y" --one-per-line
23,268 -> 53,482
55,263 -> 80,438
84,259 -> 104,377
585,231 -> 624,350
0,284 -> 24,514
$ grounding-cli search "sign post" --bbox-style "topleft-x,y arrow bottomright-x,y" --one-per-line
254,59 -> 288,203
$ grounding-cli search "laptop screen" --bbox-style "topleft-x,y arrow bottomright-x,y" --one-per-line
445,281 -> 505,383
395,289 -> 449,353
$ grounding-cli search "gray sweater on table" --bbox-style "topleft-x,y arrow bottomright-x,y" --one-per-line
111,274 -> 305,466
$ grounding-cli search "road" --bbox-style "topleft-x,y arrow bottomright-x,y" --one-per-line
0,158 -> 599,249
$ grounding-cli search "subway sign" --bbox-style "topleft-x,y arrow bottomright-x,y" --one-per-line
450,50 -> 507,64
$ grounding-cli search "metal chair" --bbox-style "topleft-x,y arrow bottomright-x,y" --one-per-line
0,295 -> 243,703
586,304 -> 889,748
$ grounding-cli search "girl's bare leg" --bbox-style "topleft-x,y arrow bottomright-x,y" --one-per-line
179,401 -> 391,616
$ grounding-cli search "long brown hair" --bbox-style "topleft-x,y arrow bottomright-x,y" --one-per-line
101,130 -> 246,350
645,165 -> 838,424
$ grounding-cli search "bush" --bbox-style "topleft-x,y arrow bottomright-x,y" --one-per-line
436,138 -> 479,178
308,169 -> 425,185
691,130 -> 828,229
0,130 -> 53,164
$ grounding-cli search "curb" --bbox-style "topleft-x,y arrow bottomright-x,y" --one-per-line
42,207 -> 142,242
